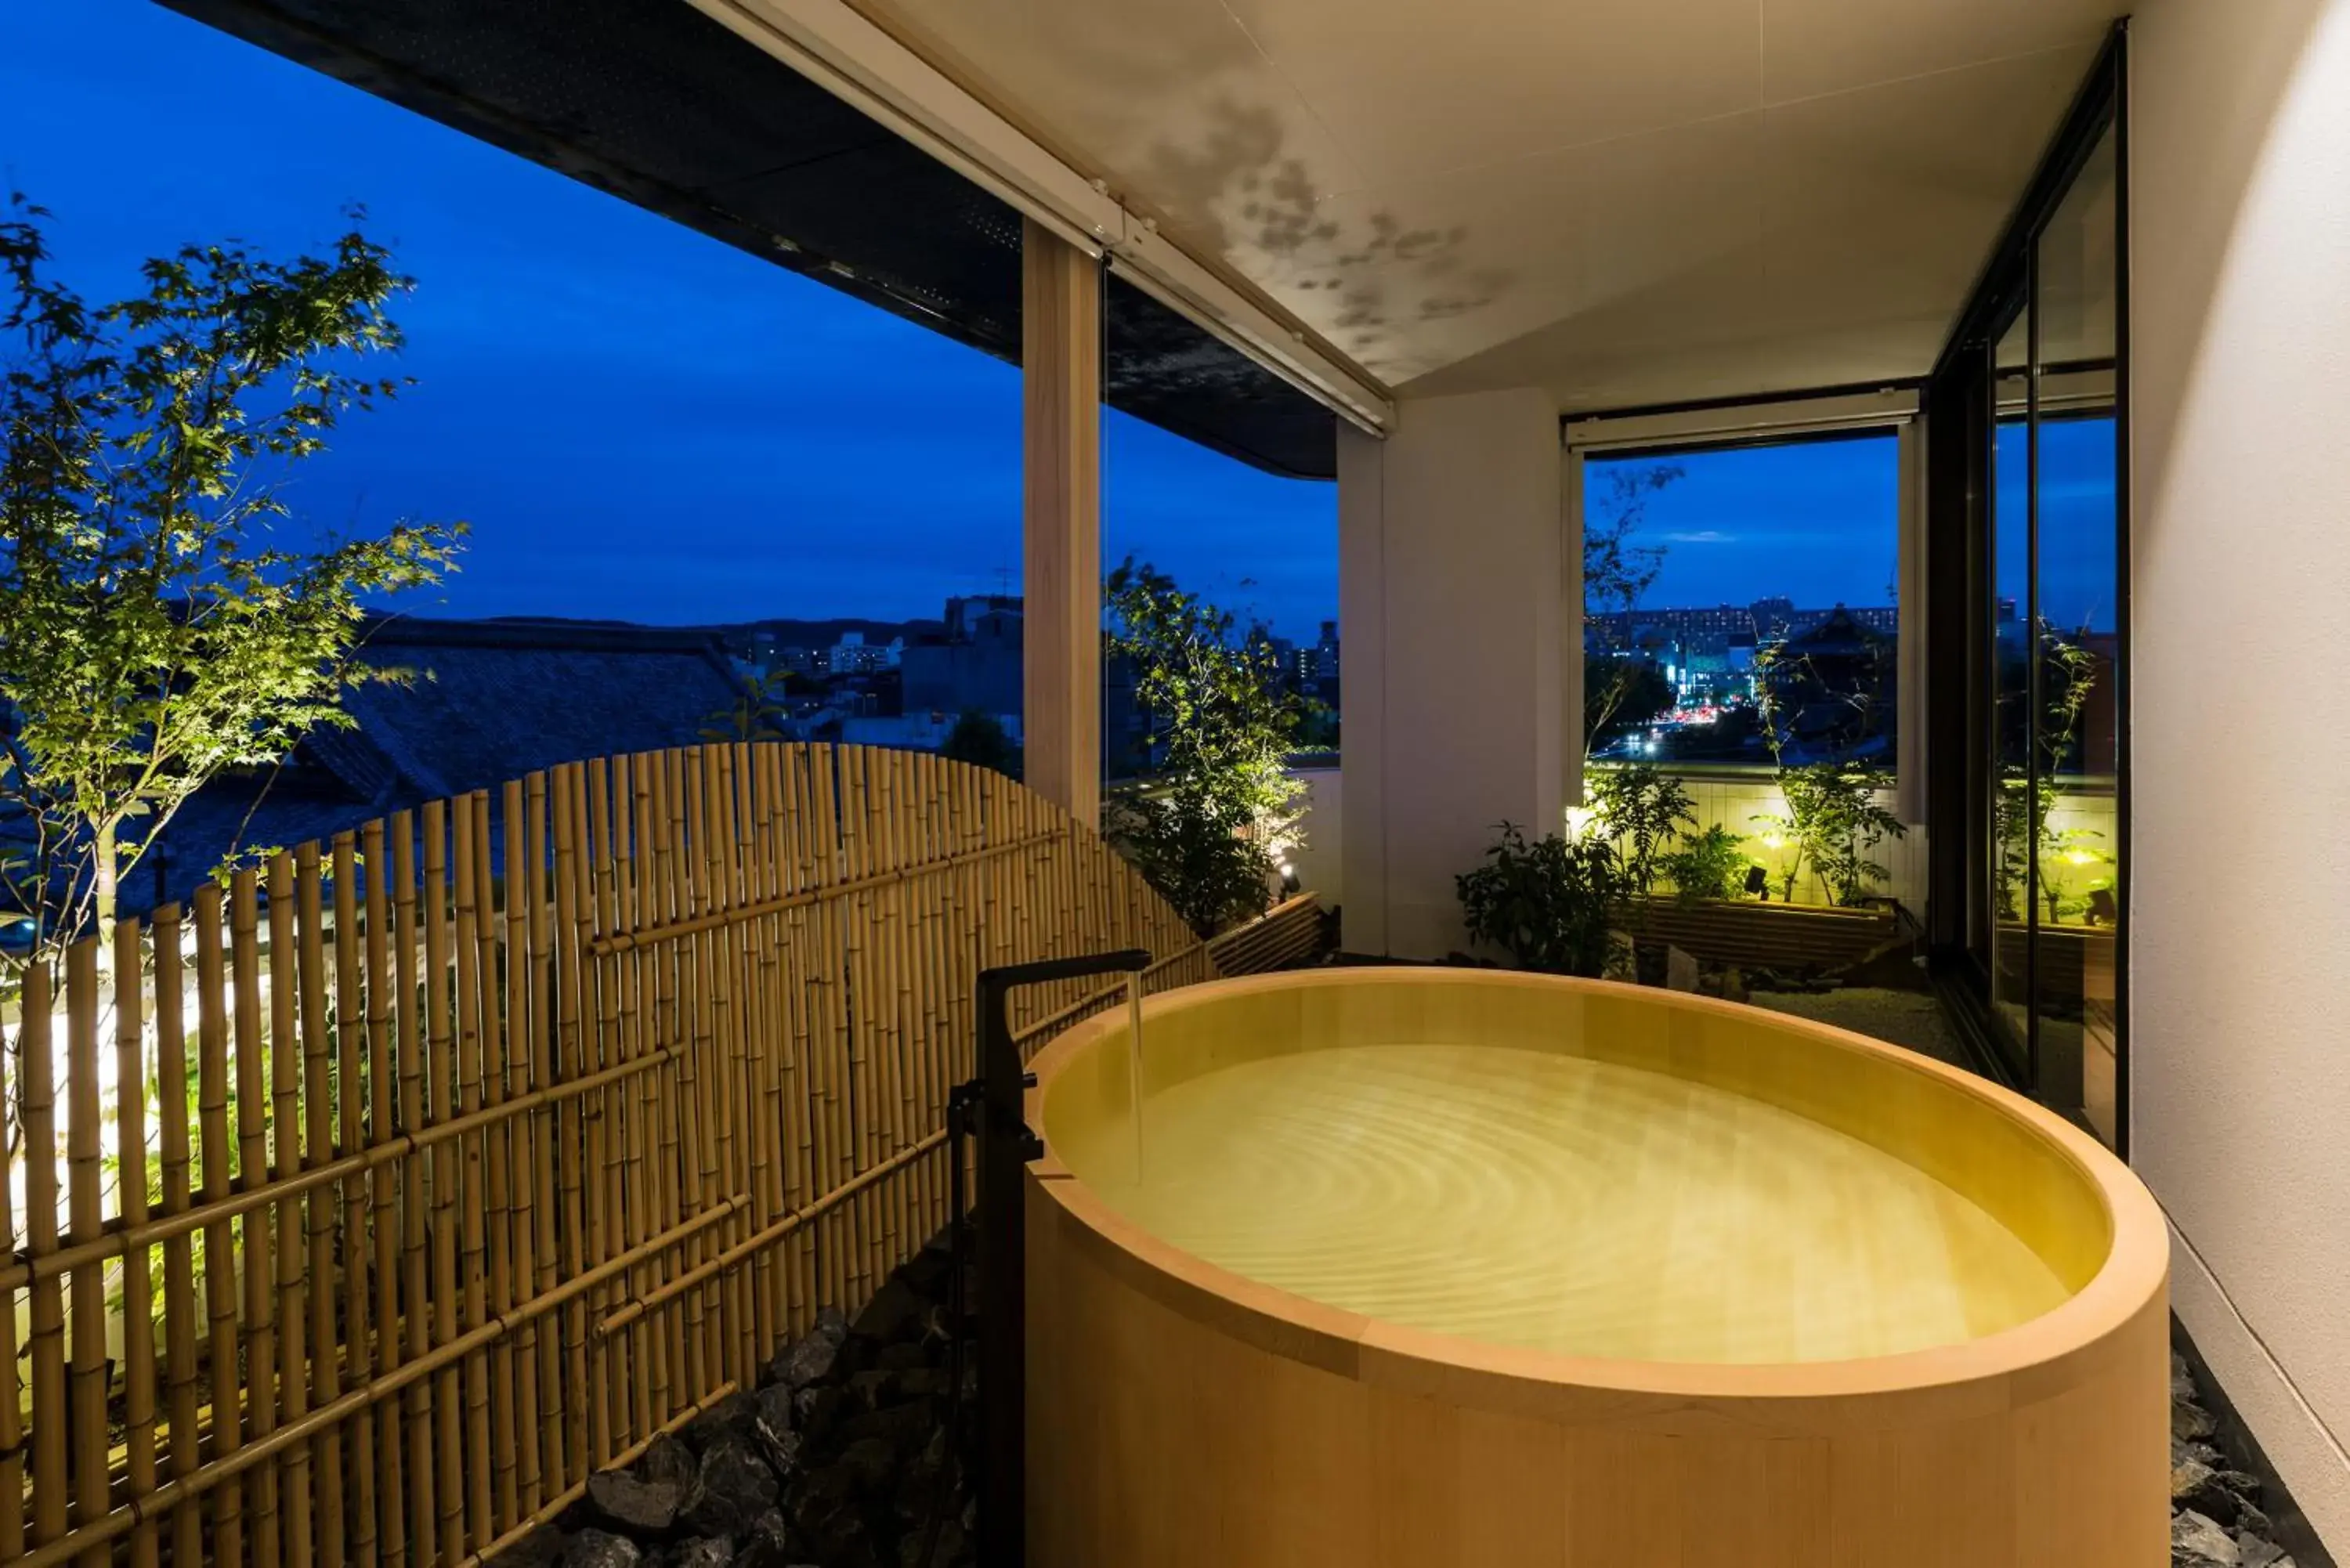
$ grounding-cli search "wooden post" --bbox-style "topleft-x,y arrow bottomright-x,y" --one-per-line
1022,219 -> 1103,830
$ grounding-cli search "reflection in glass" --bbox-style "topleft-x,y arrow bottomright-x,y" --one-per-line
1990,309 -> 2034,1061
2031,125 -> 2122,1144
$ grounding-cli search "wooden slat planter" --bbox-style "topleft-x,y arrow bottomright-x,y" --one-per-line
1209,895 -> 1329,976
1625,896 -> 1902,972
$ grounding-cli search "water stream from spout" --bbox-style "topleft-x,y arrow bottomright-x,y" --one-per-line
1126,973 -> 1147,1185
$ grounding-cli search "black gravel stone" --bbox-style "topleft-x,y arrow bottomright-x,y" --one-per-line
563,1528 -> 645,1568
586,1471 -> 683,1537
679,1437 -> 779,1541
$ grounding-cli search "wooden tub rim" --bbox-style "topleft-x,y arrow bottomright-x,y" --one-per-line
1024,966 -> 2170,1420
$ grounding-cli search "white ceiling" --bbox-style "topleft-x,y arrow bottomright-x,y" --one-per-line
841,0 -> 2123,412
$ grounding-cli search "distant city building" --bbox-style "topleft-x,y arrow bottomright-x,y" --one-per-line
1590,598 -> 1900,656
902,596 -> 1023,721
825,630 -> 902,674
1311,620 -> 1340,681
130,616 -> 745,916
765,592 -> 1338,770
944,593 -> 1021,639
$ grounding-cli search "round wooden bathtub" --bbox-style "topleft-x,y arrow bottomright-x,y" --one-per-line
1022,968 -> 2168,1567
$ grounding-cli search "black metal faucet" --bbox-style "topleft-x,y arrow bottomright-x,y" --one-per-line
955,949 -> 1150,1568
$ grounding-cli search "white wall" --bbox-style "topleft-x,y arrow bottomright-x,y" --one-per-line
1339,388 -> 1564,958
1284,765 -> 1343,913
2133,0 -> 2350,1550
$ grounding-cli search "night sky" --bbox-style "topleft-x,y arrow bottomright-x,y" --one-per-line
0,0 -> 1339,635
3,2 -> 2116,640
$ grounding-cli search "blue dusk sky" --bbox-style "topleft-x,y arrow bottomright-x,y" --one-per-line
1597,417 -> 2117,630
0,0 -> 1339,634
2,2 -> 2115,640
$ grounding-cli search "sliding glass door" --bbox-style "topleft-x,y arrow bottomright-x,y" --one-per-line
1989,306 -> 2033,1053
2030,121 -> 2123,1145
1927,29 -> 2128,1150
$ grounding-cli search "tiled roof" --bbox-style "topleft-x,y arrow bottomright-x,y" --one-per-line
128,616 -> 744,914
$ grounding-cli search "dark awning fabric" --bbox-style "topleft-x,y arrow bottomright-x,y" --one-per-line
158,0 -> 1338,479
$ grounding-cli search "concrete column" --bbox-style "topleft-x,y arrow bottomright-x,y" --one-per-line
1340,388 -> 1564,958
1021,219 -> 1101,829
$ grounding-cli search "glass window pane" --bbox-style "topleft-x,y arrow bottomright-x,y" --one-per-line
1101,273 -> 1338,921
1990,309 -> 2034,1056
2032,123 -> 2122,1143
1582,436 -> 1900,771
1581,435 -> 1904,909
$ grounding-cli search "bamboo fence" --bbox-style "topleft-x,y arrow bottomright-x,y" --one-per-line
0,742 -> 1313,1567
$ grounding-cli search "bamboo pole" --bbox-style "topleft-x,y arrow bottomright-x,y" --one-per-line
648,753 -> 699,1404
523,772 -> 565,1499
231,867 -> 285,1568
22,962 -> 67,1552
792,745 -> 837,1320
475,790 -> 522,1536
914,753 -> 950,1234
940,757 -> 974,1228
63,941 -> 107,1568
391,813 -> 437,1565
678,750 -> 729,1393
453,797 -> 497,1548
580,761 -> 624,1457
772,746 -> 816,1336
192,885 -> 244,1566
658,753 -> 708,1404
862,748 -> 903,1270
0,957 -> 25,1563
872,749 -> 913,1268
746,746 -> 787,1346
647,754 -> 686,1422
549,771 -> 593,1479
114,916 -> 160,1568
267,853 -> 316,1568
501,778 -> 548,1519
812,744 -> 858,1314
740,743 -> 779,1358
333,833 -> 381,1567
363,817 -> 407,1566
422,801 -> 468,1559
298,842 -> 344,1568
835,746 -> 878,1302
724,750 -> 765,1362
610,757 -> 662,1435
708,746 -> 745,1375
917,751 -> 950,1234
597,1125 -> 947,1336
827,742 -> 865,1316
898,752 -> 930,1241
689,747 -> 730,1383
704,746 -> 754,1385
